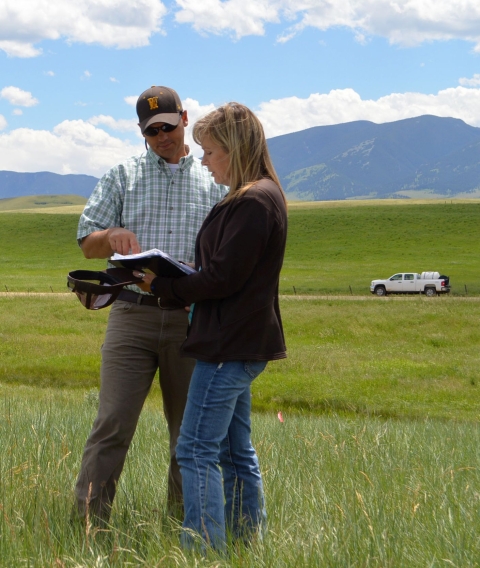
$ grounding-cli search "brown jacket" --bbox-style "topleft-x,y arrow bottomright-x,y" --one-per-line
151,178 -> 287,362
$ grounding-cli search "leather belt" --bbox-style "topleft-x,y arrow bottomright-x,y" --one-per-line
117,289 -> 183,310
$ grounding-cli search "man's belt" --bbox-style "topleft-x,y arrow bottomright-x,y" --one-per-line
117,289 -> 184,310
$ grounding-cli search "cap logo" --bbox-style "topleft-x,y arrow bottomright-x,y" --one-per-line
147,97 -> 159,110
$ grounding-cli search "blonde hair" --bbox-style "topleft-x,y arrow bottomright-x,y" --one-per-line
193,102 -> 286,204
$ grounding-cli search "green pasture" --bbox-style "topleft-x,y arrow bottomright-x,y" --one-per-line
1,294 -> 479,421
1,199 -> 479,294
0,199 -> 479,565
283,199 -> 480,295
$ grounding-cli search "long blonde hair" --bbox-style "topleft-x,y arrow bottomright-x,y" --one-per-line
193,102 -> 286,204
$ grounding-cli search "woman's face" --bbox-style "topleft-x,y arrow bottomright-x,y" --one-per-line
201,136 -> 230,186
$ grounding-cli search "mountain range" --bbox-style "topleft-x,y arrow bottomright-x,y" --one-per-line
1,115 -> 479,202
268,115 -> 480,200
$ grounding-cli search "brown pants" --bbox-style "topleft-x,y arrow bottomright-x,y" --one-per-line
74,299 -> 194,522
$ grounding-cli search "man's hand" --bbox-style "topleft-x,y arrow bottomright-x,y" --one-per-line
107,227 -> 141,256
81,227 -> 141,258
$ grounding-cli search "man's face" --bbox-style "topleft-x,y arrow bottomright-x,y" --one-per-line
143,111 -> 188,164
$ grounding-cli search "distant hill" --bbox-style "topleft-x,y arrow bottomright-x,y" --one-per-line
0,171 -> 98,200
1,115 -> 479,201
267,115 -> 480,200
0,194 -> 87,212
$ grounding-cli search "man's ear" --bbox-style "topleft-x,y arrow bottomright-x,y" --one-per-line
182,110 -> 188,126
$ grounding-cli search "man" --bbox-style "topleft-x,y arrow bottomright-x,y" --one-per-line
73,85 -> 227,523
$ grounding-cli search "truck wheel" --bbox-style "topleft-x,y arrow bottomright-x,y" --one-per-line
425,287 -> 437,297
375,286 -> 386,297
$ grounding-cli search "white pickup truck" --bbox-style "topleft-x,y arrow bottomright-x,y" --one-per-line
370,272 -> 451,297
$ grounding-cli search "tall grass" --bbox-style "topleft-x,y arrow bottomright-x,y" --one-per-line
0,386 -> 478,567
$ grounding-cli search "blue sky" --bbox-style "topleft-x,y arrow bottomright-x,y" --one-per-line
1,0 -> 479,177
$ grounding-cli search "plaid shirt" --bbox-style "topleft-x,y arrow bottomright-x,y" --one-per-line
78,147 -> 227,265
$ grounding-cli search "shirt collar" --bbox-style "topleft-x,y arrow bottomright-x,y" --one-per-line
146,145 -> 194,171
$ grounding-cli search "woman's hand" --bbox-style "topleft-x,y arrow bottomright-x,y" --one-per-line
133,271 -> 155,293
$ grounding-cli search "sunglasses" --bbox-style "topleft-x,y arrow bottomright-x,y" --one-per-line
143,113 -> 183,137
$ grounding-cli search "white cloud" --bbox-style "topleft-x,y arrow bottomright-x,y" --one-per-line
88,115 -> 139,132
0,86 -> 39,107
0,121 -> 143,176
256,87 -> 480,138
3,87 -> 478,176
125,96 -> 138,106
182,98 -> 217,155
45,70 -> 55,77
174,0 -> 280,38
459,74 -> 480,87
82,70 -> 92,80
110,77 -> 119,83
0,0 -> 167,58
175,0 -> 480,49
13,109 -> 23,116
2,0 -> 479,57
0,40 -> 42,57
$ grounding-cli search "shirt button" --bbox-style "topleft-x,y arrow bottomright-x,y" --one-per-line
169,230 -> 172,234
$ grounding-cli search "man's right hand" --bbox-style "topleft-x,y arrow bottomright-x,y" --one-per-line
106,227 -> 141,256
81,227 -> 141,259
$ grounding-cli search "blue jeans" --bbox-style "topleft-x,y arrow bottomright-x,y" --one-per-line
176,359 -> 268,552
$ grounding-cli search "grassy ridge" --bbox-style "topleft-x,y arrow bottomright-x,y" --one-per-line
1,200 -> 479,294
0,212 -> 104,292
283,200 -> 480,295
0,194 -> 86,211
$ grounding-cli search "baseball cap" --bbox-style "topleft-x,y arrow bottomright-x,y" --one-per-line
136,86 -> 183,133
67,268 -> 143,310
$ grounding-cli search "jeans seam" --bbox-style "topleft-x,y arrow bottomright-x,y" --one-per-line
191,362 -> 223,543
223,433 -> 241,533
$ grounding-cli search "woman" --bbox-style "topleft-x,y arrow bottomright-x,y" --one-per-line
135,102 -> 287,552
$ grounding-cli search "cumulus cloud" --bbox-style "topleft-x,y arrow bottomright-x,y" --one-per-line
0,0 -> 167,57
257,87 -> 480,138
88,115 -> 139,132
459,74 -> 480,87
0,121 -> 143,176
4,87 -> 479,176
182,98 -> 217,154
13,109 -> 23,116
2,0 -> 480,56
175,0 -> 480,48
0,86 -> 39,107
174,0 -> 280,38
125,96 -> 138,106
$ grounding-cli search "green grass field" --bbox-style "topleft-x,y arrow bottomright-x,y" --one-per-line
1,199 -> 479,294
0,199 -> 479,565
